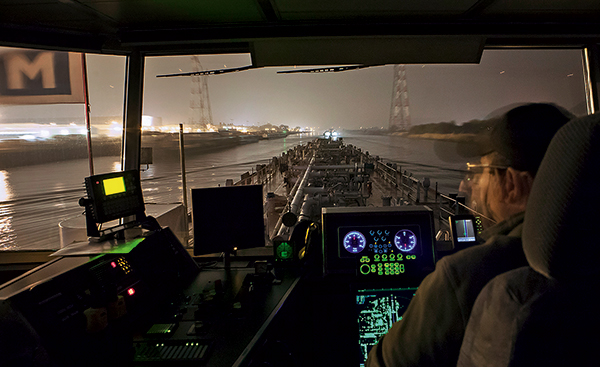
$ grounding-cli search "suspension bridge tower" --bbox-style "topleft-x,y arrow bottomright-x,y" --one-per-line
189,56 -> 213,130
389,64 -> 411,131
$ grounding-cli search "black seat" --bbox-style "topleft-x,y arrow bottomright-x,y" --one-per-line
457,112 -> 600,367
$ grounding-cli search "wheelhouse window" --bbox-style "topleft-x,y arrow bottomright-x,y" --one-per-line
0,47 -> 587,253
0,48 -> 126,251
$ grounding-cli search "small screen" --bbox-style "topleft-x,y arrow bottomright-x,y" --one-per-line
356,287 -> 418,366
85,170 -> 145,224
455,219 -> 476,242
103,177 -> 126,196
274,240 -> 294,262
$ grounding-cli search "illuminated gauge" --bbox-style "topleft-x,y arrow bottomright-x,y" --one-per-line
343,231 -> 367,253
394,230 -> 417,252
276,242 -> 294,260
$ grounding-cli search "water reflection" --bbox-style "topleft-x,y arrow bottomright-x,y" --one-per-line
0,170 -> 13,202
0,171 -> 16,250
0,218 -> 15,250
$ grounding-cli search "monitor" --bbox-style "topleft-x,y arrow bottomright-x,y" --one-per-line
449,214 -> 483,248
322,206 -> 436,280
84,170 -> 145,224
192,185 -> 265,256
356,287 -> 418,366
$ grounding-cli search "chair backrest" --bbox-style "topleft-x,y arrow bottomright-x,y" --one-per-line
457,113 -> 600,367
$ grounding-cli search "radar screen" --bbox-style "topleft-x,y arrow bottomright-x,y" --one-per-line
356,287 -> 418,366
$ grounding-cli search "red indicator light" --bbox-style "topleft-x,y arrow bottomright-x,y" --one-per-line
96,181 -> 100,185
127,288 -> 135,296
110,262 -> 117,268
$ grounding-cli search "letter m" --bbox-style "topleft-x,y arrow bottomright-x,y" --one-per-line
6,52 -> 56,90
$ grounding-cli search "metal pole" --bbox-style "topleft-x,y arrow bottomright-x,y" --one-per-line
81,53 -> 94,175
179,124 -> 188,216
583,45 -> 600,114
122,51 -> 144,171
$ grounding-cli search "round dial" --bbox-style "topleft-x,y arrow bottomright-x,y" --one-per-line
343,231 -> 367,253
394,230 -> 417,252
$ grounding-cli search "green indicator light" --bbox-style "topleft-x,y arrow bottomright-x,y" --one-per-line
106,237 -> 144,254
277,242 -> 293,259
360,264 -> 370,275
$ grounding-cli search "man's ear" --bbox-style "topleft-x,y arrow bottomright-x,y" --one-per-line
503,168 -> 534,204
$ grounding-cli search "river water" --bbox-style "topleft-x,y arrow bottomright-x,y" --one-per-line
0,133 -> 470,251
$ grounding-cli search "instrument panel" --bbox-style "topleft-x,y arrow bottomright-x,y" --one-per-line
322,206 -> 435,281
3,228 -> 199,366
339,224 -> 423,277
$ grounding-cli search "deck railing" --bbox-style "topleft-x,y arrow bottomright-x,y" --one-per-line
357,147 -> 497,230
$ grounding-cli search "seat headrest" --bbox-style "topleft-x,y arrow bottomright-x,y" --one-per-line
523,113 -> 600,280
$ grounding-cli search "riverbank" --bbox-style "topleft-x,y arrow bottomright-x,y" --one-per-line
391,131 -> 485,143
0,131 -> 302,169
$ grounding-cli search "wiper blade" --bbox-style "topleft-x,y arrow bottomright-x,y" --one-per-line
277,65 -> 382,74
157,65 -> 255,78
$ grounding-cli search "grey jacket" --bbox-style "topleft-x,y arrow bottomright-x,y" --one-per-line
366,212 -> 527,367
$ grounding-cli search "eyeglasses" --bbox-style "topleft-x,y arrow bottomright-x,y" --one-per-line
465,162 -> 510,175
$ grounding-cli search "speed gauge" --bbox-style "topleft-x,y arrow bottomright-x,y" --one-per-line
394,229 -> 417,252
343,231 -> 367,253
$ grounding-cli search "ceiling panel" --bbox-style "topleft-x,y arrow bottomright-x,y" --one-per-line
1,0 -> 600,53
252,36 -> 485,66
0,3 -> 94,23
85,0 -> 266,25
483,0 -> 600,16
0,0 -> 57,4
275,0 -> 479,20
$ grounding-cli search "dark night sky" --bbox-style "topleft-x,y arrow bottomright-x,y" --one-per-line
0,49 -> 587,131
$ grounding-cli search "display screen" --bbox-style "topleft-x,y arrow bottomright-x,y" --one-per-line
103,177 -> 126,196
338,225 -> 423,277
321,206 -> 436,279
338,225 -> 423,257
84,170 -> 145,224
449,214 -> 480,247
455,219 -> 476,242
192,185 -> 265,256
356,287 -> 418,366
274,239 -> 295,262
